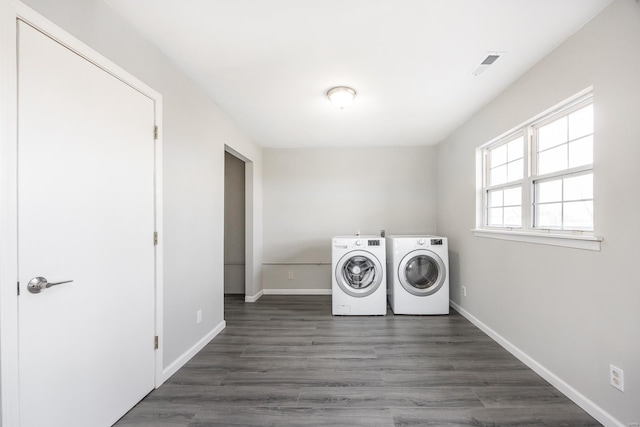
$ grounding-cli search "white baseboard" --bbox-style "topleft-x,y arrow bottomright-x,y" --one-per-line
450,301 -> 624,427
263,288 -> 332,295
159,320 -> 226,384
245,290 -> 263,302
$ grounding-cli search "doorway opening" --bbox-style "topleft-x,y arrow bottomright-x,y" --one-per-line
224,150 -> 246,296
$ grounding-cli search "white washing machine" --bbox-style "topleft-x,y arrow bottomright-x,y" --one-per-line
332,236 -> 387,316
386,235 -> 449,315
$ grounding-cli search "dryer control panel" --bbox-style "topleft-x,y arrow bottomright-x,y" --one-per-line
431,238 -> 443,246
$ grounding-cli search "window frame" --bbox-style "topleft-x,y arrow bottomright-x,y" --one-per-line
482,130 -> 526,230
474,90 -> 602,251
530,98 -> 595,232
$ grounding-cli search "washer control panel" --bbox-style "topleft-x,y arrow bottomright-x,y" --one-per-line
333,237 -> 385,250
412,237 -> 444,247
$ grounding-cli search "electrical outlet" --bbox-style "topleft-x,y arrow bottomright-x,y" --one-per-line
196,309 -> 202,325
610,364 -> 624,392
462,285 -> 467,297
288,271 -> 294,280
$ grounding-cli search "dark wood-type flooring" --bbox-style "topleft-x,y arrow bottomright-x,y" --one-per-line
115,295 -> 600,426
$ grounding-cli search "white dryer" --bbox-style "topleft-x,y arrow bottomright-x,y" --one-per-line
386,235 -> 449,315
332,236 -> 387,316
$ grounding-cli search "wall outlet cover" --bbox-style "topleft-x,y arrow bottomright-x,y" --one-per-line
610,364 -> 624,392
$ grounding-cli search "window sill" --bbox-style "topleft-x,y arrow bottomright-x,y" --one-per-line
472,229 -> 603,251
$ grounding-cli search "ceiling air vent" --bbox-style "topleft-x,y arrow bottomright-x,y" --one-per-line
472,52 -> 504,76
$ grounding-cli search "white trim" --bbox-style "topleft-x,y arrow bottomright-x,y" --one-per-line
153,99 -> 165,388
1,4 -> 165,425
450,301 -> 624,427
160,320 -> 226,384
245,289 -> 263,302
263,288 -> 332,295
472,228 -> 602,251
224,145 -> 256,302
0,0 -> 20,423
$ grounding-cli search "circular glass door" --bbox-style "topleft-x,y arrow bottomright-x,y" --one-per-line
335,250 -> 383,297
398,250 -> 446,296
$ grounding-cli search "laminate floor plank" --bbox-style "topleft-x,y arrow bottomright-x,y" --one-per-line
164,367 -> 229,387
144,384 -> 299,407
190,407 -> 396,427
471,385 -> 573,408
382,369 -> 549,388
240,343 -> 378,359
303,357 -> 455,372
390,406 -> 601,426
220,370 -> 385,387
115,295 -> 600,426
114,403 -> 200,426
185,355 -> 309,372
297,386 -> 484,408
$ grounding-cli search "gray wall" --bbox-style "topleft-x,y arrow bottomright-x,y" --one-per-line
224,151 -> 246,294
436,0 -> 639,424
16,0 -> 264,370
263,146 -> 437,291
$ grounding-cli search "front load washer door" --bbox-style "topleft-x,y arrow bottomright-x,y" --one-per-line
398,250 -> 446,296
335,250 -> 383,298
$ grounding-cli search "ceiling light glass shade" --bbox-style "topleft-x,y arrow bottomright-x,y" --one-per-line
326,86 -> 356,109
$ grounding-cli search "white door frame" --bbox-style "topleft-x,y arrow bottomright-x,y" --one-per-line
224,145 -> 256,301
0,3 -> 164,425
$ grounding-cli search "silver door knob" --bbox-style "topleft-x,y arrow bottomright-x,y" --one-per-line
27,277 -> 73,294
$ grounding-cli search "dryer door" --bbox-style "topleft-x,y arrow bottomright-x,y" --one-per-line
335,250 -> 383,297
398,249 -> 446,296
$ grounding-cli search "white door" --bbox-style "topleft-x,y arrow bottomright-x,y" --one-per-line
17,21 -> 156,427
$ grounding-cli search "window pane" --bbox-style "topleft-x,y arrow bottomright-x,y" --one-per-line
564,201 -> 593,230
489,208 -> 503,226
536,179 -> 562,203
489,189 -> 503,207
538,117 -> 567,151
504,187 -> 521,206
507,137 -> 523,162
507,159 -> 523,182
504,207 -> 522,227
537,203 -> 562,228
569,135 -> 593,168
569,104 -> 593,140
490,164 -> 507,186
490,144 -> 507,167
538,144 -> 568,175
564,173 -> 593,201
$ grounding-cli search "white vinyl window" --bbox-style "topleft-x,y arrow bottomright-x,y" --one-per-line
532,102 -> 594,231
485,134 -> 525,228
478,92 -> 596,247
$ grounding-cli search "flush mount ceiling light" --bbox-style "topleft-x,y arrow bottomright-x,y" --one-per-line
326,86 -> 356,109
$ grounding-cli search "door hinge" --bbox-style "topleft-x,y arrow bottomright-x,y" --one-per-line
153,231 -> 158,246
154,335 -> 159,350
154,125 -> 158,140
17,282 -> 20,296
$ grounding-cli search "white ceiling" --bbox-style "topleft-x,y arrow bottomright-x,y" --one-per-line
105,0 -> 612,148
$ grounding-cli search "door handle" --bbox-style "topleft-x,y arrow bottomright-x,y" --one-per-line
27,277 -> 74,294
